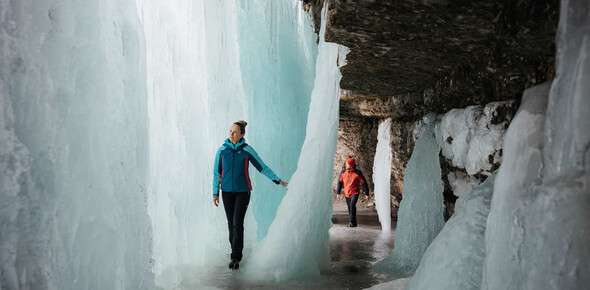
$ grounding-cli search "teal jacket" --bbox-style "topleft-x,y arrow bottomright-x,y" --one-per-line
213,138 -> 281,196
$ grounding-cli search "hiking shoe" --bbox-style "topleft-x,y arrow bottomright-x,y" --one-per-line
347,223 -> 354,227
229,259 -> 239,270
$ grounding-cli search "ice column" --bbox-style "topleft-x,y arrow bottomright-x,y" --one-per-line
373,118 -> 392,231
374,113 -> 444,278
408,173 -> 496,289
237,0 -> 317,241
243,3 -> 348,281
482,82 -> 550,289
484,0 -> 590,287
1,0 -> 154,288
520,0 -> 589,287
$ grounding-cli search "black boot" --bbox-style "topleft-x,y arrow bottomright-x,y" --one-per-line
229,259 -> 239,270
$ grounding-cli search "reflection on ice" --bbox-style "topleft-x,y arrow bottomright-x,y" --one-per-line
156,204 -> 396,289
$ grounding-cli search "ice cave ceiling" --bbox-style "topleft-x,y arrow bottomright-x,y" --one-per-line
305,0 -> 559,120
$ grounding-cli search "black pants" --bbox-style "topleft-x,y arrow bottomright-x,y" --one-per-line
345,194 -> 359,225
222,191 -> 250,261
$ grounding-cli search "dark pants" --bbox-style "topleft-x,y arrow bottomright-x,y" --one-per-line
345,194 -> 359,225
222,191 -> 250,261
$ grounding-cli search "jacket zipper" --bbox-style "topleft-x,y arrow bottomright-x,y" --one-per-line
231,146 -> 236,192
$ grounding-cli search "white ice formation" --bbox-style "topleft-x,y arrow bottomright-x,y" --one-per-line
243,3 -> 348,281
1,0 -> 320,288
433,101 -> 515,204
374,113 -> 444,278
373,118 -> 392,231
484,0 -> 590,287
408,173 -> 496,290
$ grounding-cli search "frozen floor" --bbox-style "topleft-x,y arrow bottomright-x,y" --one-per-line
185,201 -> 396,290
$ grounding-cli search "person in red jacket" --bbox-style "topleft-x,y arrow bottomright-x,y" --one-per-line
336,157 -> 370,227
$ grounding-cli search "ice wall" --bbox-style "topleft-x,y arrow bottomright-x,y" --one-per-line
482,82 -> 550,289
243,4 -> 348,281
373,118 -> 392,231
484,0 -> 590,287
237,0 -> 317,241
135,0 -> 251,277
1,0 -> 154,288
408,173 -> 496,290
136,0 -> 317,282
1,0 -> 318,288
374,113 -> 444,278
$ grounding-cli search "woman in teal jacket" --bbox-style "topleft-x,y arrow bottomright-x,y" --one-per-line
212,120 -> 288,270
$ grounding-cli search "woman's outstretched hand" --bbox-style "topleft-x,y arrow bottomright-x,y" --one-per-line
213,196 -> 219,207
279,181 -> 288,187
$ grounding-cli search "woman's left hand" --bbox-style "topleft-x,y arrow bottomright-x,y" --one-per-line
279,181 -> 288,188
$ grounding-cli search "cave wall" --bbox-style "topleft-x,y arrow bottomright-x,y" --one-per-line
333,116 -> 414,216
317,0 -> 558,218
332,117 -> 379,203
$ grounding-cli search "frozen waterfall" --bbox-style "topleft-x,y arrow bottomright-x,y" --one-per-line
372,118 -> 392,231
136,1 -> 318,282
408,173 -> 496,289
1,0 -> 154,288
1,0 -> 319,288
243,3 -> 348,281
2,0 -> 588,289
374,113 -> 444,278
483,0 -> 590,287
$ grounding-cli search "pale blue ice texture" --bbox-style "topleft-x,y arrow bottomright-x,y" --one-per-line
374,113 -> 444,278
243,3 -> 348,281
482,82 -> 550,289
484,0 -> 590,288
366,277 -> 412,290
136,1 -> 317,282
373,118 -> 392,231
1,0 -> 154,288
408,173 -> 496,290
1,0 -> 318,288
137,0 -> 251,278
237,0 -> 317,241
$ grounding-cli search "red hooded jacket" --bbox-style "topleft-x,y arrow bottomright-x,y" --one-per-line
337,168 -> 370,198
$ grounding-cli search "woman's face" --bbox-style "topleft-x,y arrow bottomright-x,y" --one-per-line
229,124 -> 244,144
345,162 -> 352,170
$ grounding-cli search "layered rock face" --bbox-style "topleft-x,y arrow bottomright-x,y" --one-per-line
313,0 -> 559,216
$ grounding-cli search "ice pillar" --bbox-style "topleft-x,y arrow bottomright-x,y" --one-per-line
237,0 -> 317,241
482,82 -> 550,289
243,3 -> 348,281
373,118 -> 392,231
483,0 -> 590,287
408,173 -> 496,290
374,113 -> 444,278
520,0 -> 590,287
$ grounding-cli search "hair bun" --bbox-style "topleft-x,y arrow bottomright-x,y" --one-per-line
236,120 -> 248,127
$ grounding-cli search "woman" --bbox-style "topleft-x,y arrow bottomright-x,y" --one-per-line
336,157 -> 370,227
212,120 -> 288,270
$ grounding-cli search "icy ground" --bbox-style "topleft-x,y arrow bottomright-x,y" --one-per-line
155,202 -> 395,289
